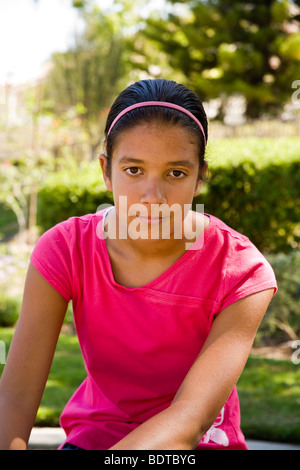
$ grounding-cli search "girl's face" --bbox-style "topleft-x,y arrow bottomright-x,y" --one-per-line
100,122 -> 206,241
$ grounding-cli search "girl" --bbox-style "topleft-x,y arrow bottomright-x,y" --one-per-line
0,79 -> 277,450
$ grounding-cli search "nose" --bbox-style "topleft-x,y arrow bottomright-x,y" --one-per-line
140,176 -> 167,206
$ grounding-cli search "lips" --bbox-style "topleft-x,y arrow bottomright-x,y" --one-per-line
138,216 -> 165,225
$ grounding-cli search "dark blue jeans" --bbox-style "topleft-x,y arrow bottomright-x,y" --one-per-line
61,443 -> 86,450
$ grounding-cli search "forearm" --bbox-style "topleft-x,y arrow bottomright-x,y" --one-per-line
109,401 -> 206,450
0,395 -> 36,450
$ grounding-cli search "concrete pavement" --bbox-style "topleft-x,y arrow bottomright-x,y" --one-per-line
246,439 -> 300,450
27,427 -> 300,450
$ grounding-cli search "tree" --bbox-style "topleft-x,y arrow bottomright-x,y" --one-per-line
136,0 -> 300,118
0,79 -> 55,243
45,5 -> 129,157
0,153 -> 53,243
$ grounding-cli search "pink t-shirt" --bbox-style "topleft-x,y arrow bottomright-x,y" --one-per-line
30,209 -> 277,450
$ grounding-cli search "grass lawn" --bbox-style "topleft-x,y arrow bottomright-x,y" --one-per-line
237,356 -> 300,444
1,327 -> 300,443
36,333 -> 86,425
0,328 -> 86,426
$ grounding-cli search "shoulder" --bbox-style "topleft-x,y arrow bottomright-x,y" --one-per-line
32,212 -> 106,264
43,212 -> 105,242
62,211 -> 104,231
204,213 -> 277,283
187,212 -> 251,255
204,215 -> 277,309
204,213 -> 258,257
206,214 -> 249,243
30,212 -> 107,302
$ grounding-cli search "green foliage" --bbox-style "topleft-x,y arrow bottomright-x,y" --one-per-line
194,137 -> 300,253
43,3 -> 136,161
73,0 -> 85,7
0,329 -> 86,426
0,141 -> 55,234
0,204 -> 18,241
37,161 -> 113,231
280,33 -> 300,61
257,250 -> 300,345
0,294 -> 20,327
138,0 -> 300,118
238,356 -> 300,443
45,6 -> 128,124
198,160 -> 300,253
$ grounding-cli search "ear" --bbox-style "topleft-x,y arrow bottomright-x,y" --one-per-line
99,154 -> 112,192
194,161 -> 208,197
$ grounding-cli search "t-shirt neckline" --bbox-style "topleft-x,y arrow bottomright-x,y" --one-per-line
98,207 -> 216,291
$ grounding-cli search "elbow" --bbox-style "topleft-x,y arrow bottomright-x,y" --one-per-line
169,401 -> 208,450
175,424 -> 206,451
184,425 -> 206,450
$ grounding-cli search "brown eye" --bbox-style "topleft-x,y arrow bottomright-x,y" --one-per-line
125,167 -> 141,175
170,170 -> 186,178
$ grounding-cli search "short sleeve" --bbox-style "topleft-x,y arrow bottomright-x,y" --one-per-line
30,221 -> 73,302
219,238 -> 277,313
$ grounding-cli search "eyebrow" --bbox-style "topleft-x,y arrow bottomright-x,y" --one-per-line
118,157 -> 196,169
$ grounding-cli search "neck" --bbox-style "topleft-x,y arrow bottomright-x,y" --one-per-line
103,207 -> 205,260
118,232 -> 189,260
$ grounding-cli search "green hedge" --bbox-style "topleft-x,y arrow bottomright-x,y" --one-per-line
37,161 -> 113,231
37,138 -> 300,253
257,250 -> 300,346
195,137 -> 300,253
194,160 -> 300,253
0,293 -> 20,327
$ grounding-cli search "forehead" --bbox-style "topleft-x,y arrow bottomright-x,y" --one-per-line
112,123 -> 199,162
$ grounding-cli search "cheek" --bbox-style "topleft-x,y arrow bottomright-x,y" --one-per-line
171,179 -> 200,202
110,175 -> 137,215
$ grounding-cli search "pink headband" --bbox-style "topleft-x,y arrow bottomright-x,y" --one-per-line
106,101 -> 206,148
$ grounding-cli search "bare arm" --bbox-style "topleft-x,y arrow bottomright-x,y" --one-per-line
109,288 -> 275,450
0,263 -> 68,450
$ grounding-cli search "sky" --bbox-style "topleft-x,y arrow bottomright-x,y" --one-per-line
0,0 -> 166,85
0,0 -> 83,84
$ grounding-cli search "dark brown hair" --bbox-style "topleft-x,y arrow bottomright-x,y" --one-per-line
104,78 -> 208,175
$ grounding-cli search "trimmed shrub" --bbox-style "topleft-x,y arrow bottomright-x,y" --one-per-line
0,294 -> 20,327
255,250 -> 300,346
194,137 -> 300,253
37,161 -> 113,231
195,158 -> 300,253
